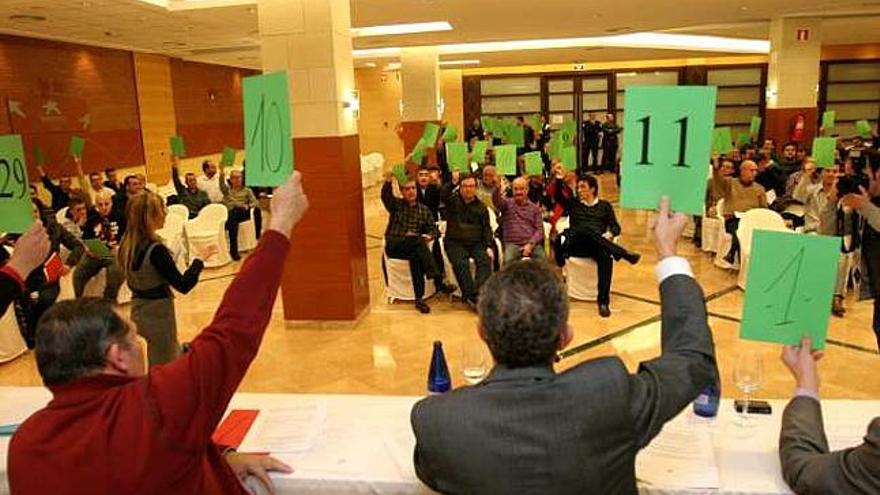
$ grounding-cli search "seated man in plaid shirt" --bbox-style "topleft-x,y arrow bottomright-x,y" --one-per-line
382,172 -> 455,313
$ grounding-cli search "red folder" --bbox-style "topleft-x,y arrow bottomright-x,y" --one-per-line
43,253 -> 63,285
212,410 -> 260,450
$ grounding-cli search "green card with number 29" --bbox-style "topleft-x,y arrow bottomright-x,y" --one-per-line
0,135 -> 34,233
620,86 -> 717,216
740,230 -> 839,349
243,71 -> 294,187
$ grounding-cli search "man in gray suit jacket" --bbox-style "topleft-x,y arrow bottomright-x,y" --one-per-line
411,197 -> 717,495
779,336 -> 880,493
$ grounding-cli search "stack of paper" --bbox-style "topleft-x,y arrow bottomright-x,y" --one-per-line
635,420 -> 721,490
238,401 -> 327,454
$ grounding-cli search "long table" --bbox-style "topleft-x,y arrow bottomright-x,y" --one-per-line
0,387 -> 876,494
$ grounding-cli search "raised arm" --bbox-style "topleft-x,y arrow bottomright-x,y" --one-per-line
628,197 -> 716,448
148,172 -> 308,448
381,175 -> 402,213
491,183 -> 508,212
171,157 -> 185,195
38,166 -> 61,196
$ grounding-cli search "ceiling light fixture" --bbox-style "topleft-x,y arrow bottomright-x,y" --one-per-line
381,59 -> 480,71
351,21 -> 452,38
353,32 -> 770,59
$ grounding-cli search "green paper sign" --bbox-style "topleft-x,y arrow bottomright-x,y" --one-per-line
736,132 -> 751,147
446,142 -> 469,172
169,136 -> 186,158
562,145 -> 577,172
33,145 -> 45,166
494,144 -> 517,176
811,137 -> 837,168
83,238 -> 110,258
392,163 -> 408,185
480,116 -> 493,134
472,140 -> 489,164
221,146 -> 237,167
620,85 -> 717,216
69,136 -> 85,158
526,114 -> 542,132
550,134 -> 565,161
507,124 -> 525,147
523,151 -> 543,176
749,116 -> 762,136
740,230 -> 839,349
855,120 -> 872,138
442,125 -> 457,142
411,139 -> 427,164
243,71 -> 294,187
0,135 -> 34,234
821,110 -> 836,130
421,123 -> 440,146
712,127 -> 734,155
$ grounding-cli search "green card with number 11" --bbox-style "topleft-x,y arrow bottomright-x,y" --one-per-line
0,135 -> 34,233
740,230 -> 838,349
243,71 -> 294,187
620,85 -> 717,215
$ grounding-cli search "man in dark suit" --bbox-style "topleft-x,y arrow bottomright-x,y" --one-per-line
779,336 -> 880,494
582,112 -> 602,172
601,112 -> 621,174
411,197 -> 716,495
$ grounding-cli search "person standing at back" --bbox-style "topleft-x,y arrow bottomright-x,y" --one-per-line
582,112 -> 602,173
118,192 -> 206,365
600,113 -> 621,174
411,197 -> 716,495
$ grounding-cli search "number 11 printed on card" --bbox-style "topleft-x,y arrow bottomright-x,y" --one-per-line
620,86 -> 717,216
243,72 -> 294,187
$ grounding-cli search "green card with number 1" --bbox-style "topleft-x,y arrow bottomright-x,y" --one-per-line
243,71 -> 294,187
741,231 -> 839,349
0,135 -> 34,233
620,85 -> 717,215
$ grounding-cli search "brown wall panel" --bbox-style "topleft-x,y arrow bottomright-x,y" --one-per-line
0,34 -> 144,177
765,107 -> 818,149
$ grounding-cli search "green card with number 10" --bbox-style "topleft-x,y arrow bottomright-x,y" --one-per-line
243,71 -> 294,187
0,135 -> 34,233
741,230 -> 839,349
620,86 -> 717,215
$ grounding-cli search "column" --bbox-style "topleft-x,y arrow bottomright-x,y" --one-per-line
258,0 -> 370,322
765,17 -> 822,147
133,53 -> 178,185
400,47 -> 441,166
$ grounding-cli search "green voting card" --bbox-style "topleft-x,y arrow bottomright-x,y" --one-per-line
69,136 -> 85,158
442,125 -> 457,142
712,127 -> 734,155
749,116 -> 762,136
243,71 -> 294,187
33,145 -> 45,166
169,136 -> 186,158
411,140 -> 427,164
523,151 -> 543,176
84,239 -> 110,258
480,116 -> 493,134
527,114 -> 542,132
740,230 -> 839,349
494,144 -> 517,176
0,135 -> 34,234
392,163 -> 408,185
550,133 -> 565,160
812,137 -> 837,168
421,123 -> 440,146
446,142 -> 469,172
620,85 -> 716,215
507,124 -> 525,147
562,145 -> 577,171
821,110 -> 836,130
471,140 -> 489,164
221,146 -> 237,167
736,132 -> 751,147
855,120 -> 872,138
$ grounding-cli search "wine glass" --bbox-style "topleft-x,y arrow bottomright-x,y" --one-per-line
733,353 -> 764,427
461,344 -> 488,385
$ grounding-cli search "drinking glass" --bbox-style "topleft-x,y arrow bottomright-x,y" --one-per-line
733,353 -> 764,427
461,344 -> 488,385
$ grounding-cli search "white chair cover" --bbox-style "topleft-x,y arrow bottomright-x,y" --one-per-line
0,307 -> 26,364
185,204 -> 230,268
235,208 -> 258,253
167,204 -> 190,221
381,240 -> 437,302
736,208 -> 788,289
157,213 -> 189,271
713,199 -> 737,270
564,257 -> 599,301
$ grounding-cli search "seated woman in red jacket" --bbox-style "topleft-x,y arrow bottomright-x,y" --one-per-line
8,172 -> 309,495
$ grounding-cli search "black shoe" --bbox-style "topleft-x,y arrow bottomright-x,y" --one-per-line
623,252 -> 641,265
415,299 -> 431,314
465,298 -> 479,313
598,304 -> 611,318
231,251 -> 241,261
437,281 -> 457,294
723,251 -> 736,265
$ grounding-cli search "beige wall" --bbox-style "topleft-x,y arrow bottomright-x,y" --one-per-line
355,67 -> 463,167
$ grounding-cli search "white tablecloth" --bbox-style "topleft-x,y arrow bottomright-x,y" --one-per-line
0,386 -> 876,494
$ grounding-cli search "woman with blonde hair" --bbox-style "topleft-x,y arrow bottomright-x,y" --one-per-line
119,191 -> 206,365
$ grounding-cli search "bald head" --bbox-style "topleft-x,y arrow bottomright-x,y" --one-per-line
512,177 -> 528,204
739,160 -> 758,185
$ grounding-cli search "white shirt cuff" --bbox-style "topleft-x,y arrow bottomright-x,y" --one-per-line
655,256 -> 693,283
794,387 -> 820,401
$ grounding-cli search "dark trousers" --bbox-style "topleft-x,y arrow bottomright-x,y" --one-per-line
386,236 -> 441,300
73,256 -> 123,301
14,283 -> 60,349
226,207 -> 263,256
584,142 -> 600,170
724,217 -> 741,261
555,230 -> 627,305
862,235 -> 880,350
602,144 -> 618,172
444,239 -> 491,301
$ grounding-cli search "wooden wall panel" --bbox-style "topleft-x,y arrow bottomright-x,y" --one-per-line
133,53 -> 178,184
170,59 -> 257,157
355,68 -> 405,165
0,34 -> 144,179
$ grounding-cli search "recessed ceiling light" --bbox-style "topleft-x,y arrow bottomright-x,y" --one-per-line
363,62 -> 377,68
351,21 -> 452,38
8,14 -> 47,22
439,59 -> 480,66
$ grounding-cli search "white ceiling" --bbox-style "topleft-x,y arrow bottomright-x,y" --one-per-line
0,0 -> 879,70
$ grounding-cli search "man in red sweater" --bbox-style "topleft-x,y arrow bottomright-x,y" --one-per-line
8,172 -> 309,495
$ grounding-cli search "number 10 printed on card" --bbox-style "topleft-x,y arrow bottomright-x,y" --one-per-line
740,230 -> 839,349
243,72 -> 294,187
620,86 -> 717,216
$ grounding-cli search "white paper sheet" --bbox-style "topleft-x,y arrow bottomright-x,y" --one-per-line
238,401 -> 328,454
636,419 -> 721,489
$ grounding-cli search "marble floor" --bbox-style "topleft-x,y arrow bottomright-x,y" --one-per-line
1,175 -> 878,401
